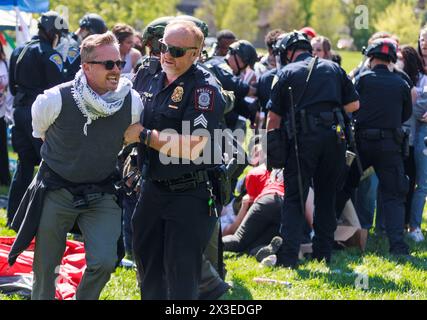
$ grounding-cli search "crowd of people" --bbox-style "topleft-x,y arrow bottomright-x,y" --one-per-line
0,9 -> 426,300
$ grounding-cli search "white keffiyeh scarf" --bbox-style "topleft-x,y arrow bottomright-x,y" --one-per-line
72,70 -> 132,135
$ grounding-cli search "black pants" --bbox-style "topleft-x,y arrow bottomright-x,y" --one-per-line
338,137 -> 409,254
7,106 -> 42,224
279,127 -> 346,266
222,193 -> 282,253
132,180 -> 217,300
0,117 -> 10,186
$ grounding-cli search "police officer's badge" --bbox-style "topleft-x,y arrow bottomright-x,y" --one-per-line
67,47 -> 80,65
171,86 -> 184,103
195,86 -> 214,111
49,53 -> 63,72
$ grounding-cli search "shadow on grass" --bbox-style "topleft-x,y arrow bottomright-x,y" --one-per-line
222,275 -> 253,300
292,233 -> 427,295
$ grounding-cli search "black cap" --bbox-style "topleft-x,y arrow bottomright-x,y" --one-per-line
228,40 -> 258,67
79,13 -> 108,35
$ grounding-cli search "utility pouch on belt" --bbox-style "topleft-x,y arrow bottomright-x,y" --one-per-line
396,128 -> 410,159
208,158 -> 239,206
266,127 -> 289,170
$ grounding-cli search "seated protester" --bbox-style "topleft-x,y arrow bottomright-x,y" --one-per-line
222,162 -> 285,254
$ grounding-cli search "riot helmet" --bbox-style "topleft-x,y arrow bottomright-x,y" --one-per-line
79,13 -> 108,35
365,38 -> 398,63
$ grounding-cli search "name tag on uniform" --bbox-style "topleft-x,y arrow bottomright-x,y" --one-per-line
168,105 -> 178,109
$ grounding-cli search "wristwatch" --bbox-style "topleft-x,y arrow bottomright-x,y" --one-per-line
140,127 -> 152,146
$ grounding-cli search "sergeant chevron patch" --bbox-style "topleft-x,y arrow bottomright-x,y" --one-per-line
194,114 -> 208,128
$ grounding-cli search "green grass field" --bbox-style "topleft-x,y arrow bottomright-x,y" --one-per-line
1,51 -> 426,300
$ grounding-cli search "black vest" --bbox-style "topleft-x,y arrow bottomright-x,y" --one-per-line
41,81 -> 132,183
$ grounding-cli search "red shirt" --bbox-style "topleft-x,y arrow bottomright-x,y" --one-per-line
245,166 -> 285,202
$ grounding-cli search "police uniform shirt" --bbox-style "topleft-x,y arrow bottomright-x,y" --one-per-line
61,34 -> 81,81
269,52 -> 359,117
354,64 -> 412,129
137,63 -> 225,180
204,59 -> 250,99
9,36 -> 65,106
257,68 -> 277,112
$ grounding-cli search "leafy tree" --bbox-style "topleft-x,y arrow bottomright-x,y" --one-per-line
310,0 -> 346,47
49,0 -> 179,31
268,0 -> 306,32
194,0 -> 231,34
374,0 -> 421,46
221,0 -> 259,41
342,0 -> 397,50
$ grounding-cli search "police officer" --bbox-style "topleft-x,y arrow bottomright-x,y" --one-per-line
205,40 -> 258,130
60,13 -> 108,81
125,20 -> 225,300
257,33 -> 286,118
266,31 -> 359,268
337,39 -> 412,255
7,11 -> 67,226
133,16 -> 231,300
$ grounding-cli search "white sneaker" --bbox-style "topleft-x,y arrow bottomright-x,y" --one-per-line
408,228 -> 425,243
260,254 -> 277,267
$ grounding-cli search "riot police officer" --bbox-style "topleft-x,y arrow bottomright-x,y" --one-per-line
60,13 -> 108,81
204,40 -> 258,130
266,31 -> 359,268
126,20 -> 225,300
7,11 -> 67,226
338,38 -> 412,255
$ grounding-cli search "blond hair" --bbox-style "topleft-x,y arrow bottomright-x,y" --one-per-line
80,31 -> 119,63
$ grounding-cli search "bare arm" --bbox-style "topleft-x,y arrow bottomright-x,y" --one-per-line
222,195 -> 253,236
344,100 -> 359,113
266,110 -> 282,131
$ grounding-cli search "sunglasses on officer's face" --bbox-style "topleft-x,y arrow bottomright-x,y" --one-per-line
87,60 -> 126,70
158,38 -> 198,58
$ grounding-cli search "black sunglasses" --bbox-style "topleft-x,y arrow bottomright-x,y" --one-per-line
87,60 -> 126,70
159,38 -> 198,58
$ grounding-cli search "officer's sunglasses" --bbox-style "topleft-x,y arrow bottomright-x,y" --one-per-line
87,60 -> 126,70
159,38 -> 198,58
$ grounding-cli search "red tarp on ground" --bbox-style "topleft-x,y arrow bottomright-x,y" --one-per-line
0,237 -> 86,299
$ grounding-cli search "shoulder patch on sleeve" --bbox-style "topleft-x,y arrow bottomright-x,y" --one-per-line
49,53 -> 63,72
67,47 -> 80,64
195,86 -> 215,112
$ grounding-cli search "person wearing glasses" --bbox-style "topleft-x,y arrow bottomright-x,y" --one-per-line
124,20 -> 225,300
9,32 -> 143,300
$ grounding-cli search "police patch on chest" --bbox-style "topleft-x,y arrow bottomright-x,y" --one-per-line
171,86 -> 184,103
195,86 -> 214,111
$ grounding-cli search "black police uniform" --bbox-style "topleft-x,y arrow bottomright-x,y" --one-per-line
269,52 -> 359,266
131,63 -> 225,299
62,34 -> 81,81
258,68 -> 277,113
7,36 -> 65,224
338,64 -> 412,254
203,58 -> 258,129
